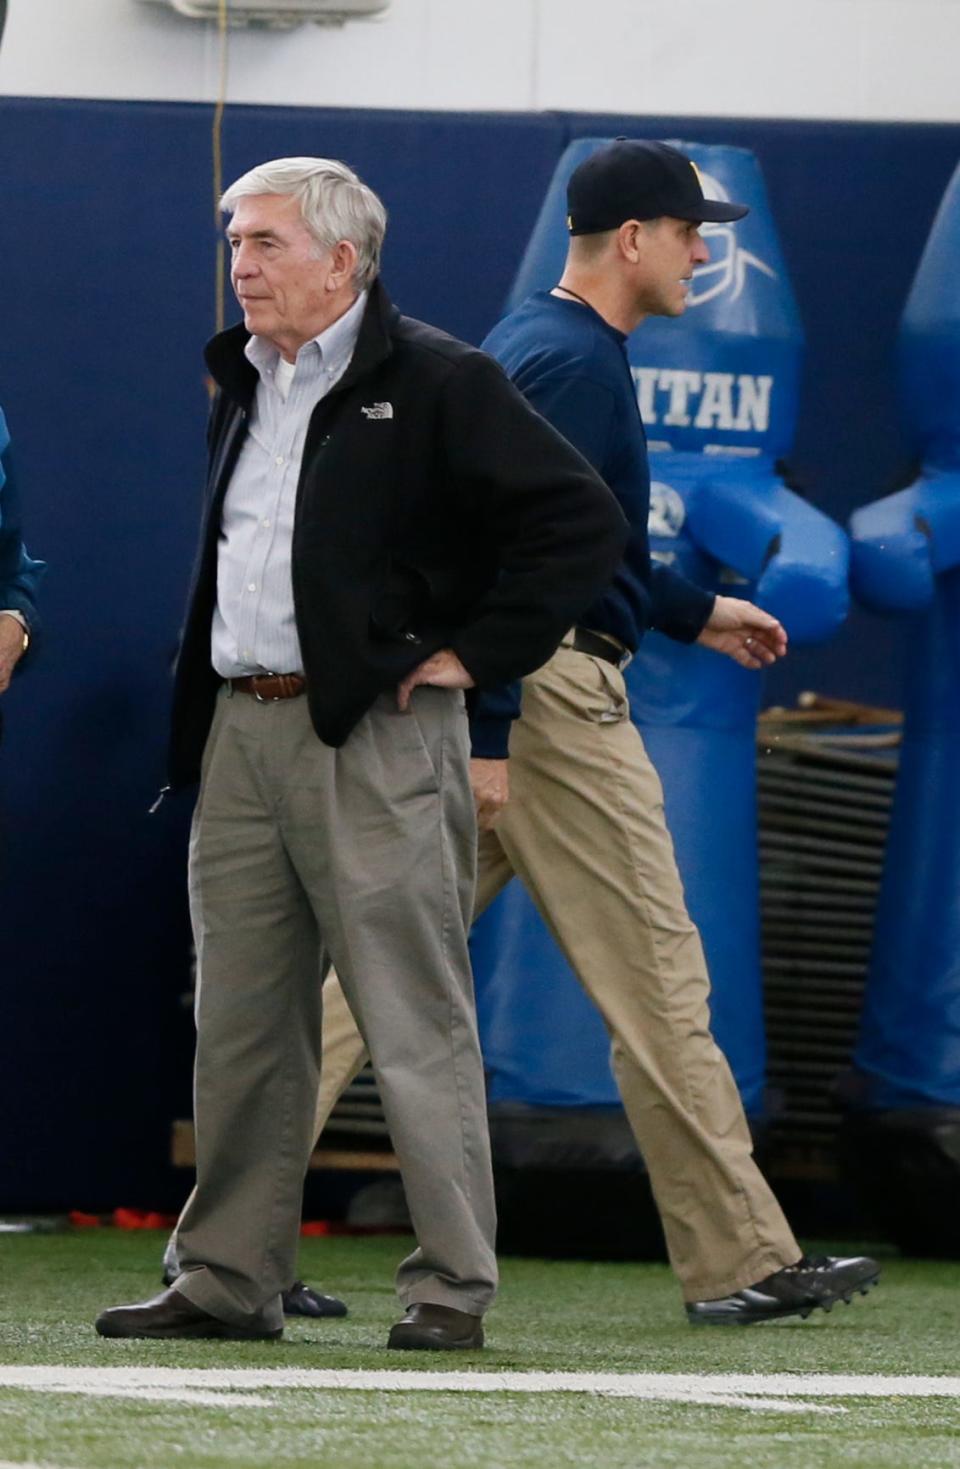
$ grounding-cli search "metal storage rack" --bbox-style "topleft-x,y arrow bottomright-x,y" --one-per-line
319,1066 -> 394,1164
756,696 -> 901,1180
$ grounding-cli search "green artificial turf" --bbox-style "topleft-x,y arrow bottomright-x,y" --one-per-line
1,1230 -> 959,1469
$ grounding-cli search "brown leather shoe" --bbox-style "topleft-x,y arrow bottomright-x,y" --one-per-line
95,1286 -> 282,1341
387,1302 -> 484,1351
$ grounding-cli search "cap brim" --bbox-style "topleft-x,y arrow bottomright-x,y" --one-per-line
569,198 -> 750,233
674,199 -> 749,224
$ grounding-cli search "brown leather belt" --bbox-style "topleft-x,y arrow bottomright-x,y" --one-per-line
227,673 -> 306,702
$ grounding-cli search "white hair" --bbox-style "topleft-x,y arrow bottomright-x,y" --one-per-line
220,156 -> 387,290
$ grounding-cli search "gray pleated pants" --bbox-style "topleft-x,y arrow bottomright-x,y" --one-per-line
173,682 -> 497,1332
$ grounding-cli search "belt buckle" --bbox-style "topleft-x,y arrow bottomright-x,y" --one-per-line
252,673 -> 280,703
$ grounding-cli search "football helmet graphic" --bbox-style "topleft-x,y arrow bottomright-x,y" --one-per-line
689,171 -> 778,307
648,481 -> 687,538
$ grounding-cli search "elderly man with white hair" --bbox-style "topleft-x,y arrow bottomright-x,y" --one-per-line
94,156 -> 626,1350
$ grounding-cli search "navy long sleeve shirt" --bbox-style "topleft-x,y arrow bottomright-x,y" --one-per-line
471,292 -> 713,757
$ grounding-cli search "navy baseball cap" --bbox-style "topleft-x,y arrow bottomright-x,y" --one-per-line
567,139 -> 749,234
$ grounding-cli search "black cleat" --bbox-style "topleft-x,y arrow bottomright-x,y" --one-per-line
282,1280 -> 348,1318
160,1234 -> 179,1288
685,1254 -> 880,1326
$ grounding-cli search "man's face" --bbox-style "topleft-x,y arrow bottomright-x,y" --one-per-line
227,193 -> 340,355
633,217 -> 710,318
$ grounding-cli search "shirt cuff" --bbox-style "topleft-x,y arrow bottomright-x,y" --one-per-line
469,711 -> 512,760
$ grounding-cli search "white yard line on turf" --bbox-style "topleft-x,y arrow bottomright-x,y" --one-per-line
4,1367 -> 960,1415
0,1462 -> 80,1469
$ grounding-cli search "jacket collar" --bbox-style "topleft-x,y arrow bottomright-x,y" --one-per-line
204,277 -> 399,410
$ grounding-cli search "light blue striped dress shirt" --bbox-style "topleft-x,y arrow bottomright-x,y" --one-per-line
211,291 -> 367,679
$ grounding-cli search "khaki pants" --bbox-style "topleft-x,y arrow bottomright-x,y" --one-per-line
313,645 -> 799,1302
172,683 -> 497,1330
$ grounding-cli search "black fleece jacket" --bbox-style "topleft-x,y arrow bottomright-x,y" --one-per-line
167,280 -> 628,787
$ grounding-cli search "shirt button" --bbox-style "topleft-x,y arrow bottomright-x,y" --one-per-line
275,455 -> 285,466
261,518 -> 271,528
247,582 -> 257,593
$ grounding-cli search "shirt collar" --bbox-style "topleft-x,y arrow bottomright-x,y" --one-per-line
244,288 -> 368,384
538,289 -> 628,346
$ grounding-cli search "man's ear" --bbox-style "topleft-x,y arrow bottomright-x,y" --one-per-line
617,219 -> 645,264
327,239 -> 359,292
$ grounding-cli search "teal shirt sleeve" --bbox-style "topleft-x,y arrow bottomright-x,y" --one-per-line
0,413 -> 46,634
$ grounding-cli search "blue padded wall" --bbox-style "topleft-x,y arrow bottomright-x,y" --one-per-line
2,98 -> 959,1205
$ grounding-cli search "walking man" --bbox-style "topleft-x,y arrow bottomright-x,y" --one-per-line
275,141 -> 879,1327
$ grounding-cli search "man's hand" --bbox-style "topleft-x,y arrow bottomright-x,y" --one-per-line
696,596 -> 788,669
0,614 -> 27,694
471,757 -> 509,831
396,648 -> 476,712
